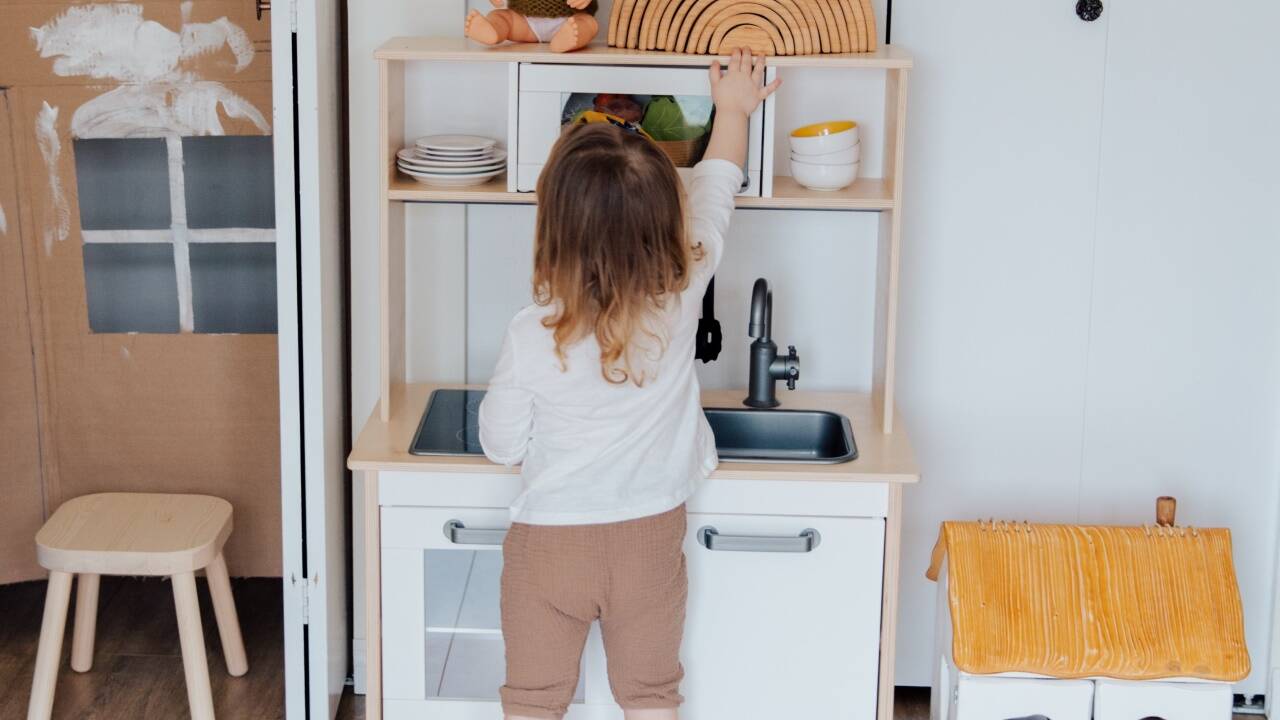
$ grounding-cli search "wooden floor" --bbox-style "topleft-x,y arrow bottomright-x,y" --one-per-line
331,686 -> 926,719
0,577 -> 1259,719
0,576 -> 285,719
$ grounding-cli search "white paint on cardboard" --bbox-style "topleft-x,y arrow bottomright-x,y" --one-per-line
35,102 -> 69,255
31,5 -> 181,83
71,82 -> 268,140
165,135 -> 194,333
30,4 -> 254,83
30,3 -> 266,139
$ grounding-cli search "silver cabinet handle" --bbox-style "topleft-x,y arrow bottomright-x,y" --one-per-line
697,526 -> 821,553
443,519 -> 507,546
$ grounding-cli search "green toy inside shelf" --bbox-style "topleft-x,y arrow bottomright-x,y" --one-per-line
563,92 -> 713,167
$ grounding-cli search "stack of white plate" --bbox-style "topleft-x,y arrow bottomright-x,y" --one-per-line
397,135 -> 507,188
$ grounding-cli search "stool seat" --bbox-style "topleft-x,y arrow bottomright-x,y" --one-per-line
28,492 -> 244,720
36,493 -> 233,576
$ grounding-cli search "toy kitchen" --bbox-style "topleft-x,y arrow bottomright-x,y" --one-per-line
350,34 -> 918,720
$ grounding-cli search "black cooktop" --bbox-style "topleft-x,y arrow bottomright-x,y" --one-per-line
409,389 -> 487,456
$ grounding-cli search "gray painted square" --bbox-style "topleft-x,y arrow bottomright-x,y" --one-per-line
83,243 -> 180,333
73,138 -> 172,230
190,242 -> 278,333
182,136 -> 275,229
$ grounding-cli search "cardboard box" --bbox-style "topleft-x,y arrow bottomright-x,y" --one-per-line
0,1 -> 282,579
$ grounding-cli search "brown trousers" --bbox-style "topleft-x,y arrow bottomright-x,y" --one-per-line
500,504 -> 688,718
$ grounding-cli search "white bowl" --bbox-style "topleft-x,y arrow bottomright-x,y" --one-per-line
790,159 -> 859,191
791,142 -> 860,165
789,120 -> 859,156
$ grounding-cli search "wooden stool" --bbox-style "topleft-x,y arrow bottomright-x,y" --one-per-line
28,493 -> 248,720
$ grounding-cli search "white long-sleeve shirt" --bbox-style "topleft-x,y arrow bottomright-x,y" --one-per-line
478,159 -> 742,525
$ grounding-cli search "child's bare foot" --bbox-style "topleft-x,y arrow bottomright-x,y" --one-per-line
549,13 -> 597,53
465,10 -> 504,45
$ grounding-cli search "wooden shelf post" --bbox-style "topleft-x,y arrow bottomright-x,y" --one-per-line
379,59 -> 406,422
873,66 -> 909,434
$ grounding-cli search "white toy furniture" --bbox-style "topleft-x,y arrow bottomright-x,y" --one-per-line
927,499 -> 1248,720
28,493 -> 247,720
354,386 -> 918,720
355,35 -> 921,720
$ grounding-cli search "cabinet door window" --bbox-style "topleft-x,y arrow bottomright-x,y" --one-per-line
421,547 -> 588,702
82,244 -> 180,333
74,138 -> 172,230
75,136 -> 276,334
182,136 -> 275,229
424,549 -> 507,699
189,243 -> 277,333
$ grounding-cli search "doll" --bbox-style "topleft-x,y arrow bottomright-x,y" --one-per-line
465,0 -> 599,53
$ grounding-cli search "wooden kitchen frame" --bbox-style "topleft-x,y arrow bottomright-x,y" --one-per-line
354,37 -> 916,720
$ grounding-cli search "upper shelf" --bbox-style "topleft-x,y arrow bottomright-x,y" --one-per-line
389,173 -> 895,211
375,37 -> 913,69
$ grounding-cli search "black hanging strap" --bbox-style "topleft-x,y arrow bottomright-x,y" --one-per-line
695,277 -> 722,363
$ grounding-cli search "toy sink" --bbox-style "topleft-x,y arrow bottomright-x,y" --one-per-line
409,389 -> 857,464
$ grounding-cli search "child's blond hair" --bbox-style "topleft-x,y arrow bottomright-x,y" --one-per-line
533,122 -> 699,386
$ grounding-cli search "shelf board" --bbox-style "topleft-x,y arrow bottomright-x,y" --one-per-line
388,175 -> 527,204
375,37 -> 913,69
389,173 -> 895,211
349,382 -> 919,483
742,177 -> 894,210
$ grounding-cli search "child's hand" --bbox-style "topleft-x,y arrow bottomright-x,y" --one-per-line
567,0 -> 592,8
708,48 -> 782,118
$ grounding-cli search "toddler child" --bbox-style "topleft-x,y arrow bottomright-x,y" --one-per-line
480,49 -> 781,720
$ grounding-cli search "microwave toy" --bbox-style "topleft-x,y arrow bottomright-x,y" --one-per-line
513,63 -> 768,195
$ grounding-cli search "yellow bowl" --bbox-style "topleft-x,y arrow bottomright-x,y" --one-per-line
789,120 -> 859,155
790,120 -> 858,138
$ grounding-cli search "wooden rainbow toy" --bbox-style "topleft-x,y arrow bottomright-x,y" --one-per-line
607,0 -> 879,56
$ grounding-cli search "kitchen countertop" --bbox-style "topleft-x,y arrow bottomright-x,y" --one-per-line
348,382 -> 919,483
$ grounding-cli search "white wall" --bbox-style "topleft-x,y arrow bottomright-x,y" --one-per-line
350,0 -> 1280,696
464,205 -> 882,391
893,0 -> 1280,693
1077,0 -> 1280,695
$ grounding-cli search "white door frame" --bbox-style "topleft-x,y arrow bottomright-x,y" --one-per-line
275,0 -> 349,717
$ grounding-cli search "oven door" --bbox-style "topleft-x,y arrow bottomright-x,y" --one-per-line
516,63 -> 764,195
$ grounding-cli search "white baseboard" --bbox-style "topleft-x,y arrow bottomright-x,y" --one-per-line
1267,667 -> 1277,716
354,636 -> 367,695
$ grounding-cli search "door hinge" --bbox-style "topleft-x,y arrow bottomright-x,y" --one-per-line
292,573 -> 316,624
300,579 -> 310,623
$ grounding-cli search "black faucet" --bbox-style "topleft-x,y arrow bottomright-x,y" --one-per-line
744,278 -> 799,408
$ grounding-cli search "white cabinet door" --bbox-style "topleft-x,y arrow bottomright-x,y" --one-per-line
682,513 -> 886,719
380,506 -> 618,720
276,0 -> 347,716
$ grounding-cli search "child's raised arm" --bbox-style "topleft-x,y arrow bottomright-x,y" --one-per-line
705,48 -> 782,166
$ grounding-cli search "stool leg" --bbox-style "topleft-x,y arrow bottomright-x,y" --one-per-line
205,553 -> 248,676
172,572 -> 216,720
71,573 -> 100,672
27,570 -> 73,720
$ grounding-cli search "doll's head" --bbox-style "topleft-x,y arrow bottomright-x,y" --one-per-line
533,122 -> 697,385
